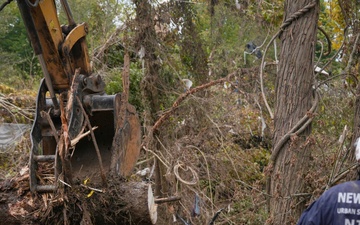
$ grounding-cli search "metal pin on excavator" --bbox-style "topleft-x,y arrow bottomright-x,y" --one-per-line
16,0 -> 141,192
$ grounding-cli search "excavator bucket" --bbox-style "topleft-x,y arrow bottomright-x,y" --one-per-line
69,93 -> 142,182
30,78 -> 142,192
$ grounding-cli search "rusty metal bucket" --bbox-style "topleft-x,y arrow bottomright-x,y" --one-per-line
29,77 -> 141,192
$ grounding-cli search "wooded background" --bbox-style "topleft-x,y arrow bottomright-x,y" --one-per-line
1,0 -> 360,224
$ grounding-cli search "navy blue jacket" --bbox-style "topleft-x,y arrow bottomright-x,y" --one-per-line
297,180 -> 360,225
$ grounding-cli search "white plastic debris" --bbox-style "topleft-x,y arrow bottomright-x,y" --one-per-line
0,123 -> 31,152
182,79 -> 193,90
314,66 -> 329,76
354,137 -> 360,162
136,167 -> 150,177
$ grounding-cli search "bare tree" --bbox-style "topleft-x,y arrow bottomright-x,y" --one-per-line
268,1 -> 319,224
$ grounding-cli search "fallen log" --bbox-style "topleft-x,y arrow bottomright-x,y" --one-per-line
103,180 -> 158,225
0,176 -> 158,225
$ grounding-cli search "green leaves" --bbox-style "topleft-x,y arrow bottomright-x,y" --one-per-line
0,2 -> 41,88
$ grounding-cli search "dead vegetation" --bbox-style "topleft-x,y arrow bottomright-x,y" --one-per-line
0,67 -> 357,224
0,93 -> 35,124
0,72 -> 273,224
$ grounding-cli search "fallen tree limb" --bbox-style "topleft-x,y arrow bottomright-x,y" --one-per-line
155,196 -> 181,204
70,126 -> 97,147
142,70 -> 242,149
151,73 -> 235,133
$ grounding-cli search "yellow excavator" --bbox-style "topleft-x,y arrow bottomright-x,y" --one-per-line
15,0 -> 141,192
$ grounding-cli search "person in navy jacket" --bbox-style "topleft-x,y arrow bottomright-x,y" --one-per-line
297,180 -> 360,224
297,138 -> 360,225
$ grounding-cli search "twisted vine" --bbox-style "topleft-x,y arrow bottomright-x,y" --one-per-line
271,91 -> 319,163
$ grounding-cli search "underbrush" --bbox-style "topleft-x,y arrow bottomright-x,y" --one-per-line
141,81 -> 273,224
0,71 -> 356,224
0,84 -> 36,123
0,130 -> 30,179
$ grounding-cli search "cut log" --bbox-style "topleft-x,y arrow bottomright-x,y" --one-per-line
66,180 -> 158,224
0,178 -> 158,225
148,185 -> 158,224
108,181 -> 157,225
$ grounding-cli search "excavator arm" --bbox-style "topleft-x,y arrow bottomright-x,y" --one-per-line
18,0 -> 90,94
16,0 -> 141,192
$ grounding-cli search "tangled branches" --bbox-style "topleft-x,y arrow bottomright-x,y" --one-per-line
0,93 -> 35,123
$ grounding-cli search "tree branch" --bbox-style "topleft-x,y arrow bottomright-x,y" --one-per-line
0,0 -> 13,12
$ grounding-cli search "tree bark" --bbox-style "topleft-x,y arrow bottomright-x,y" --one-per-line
347,43 -> 360,177
344,18 -> 360,170
269,1 -> 319,224
133,0 -> 169,198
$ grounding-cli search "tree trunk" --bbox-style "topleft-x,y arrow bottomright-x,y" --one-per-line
349,64 -> 360,161
176,1 -> 209,84
344,8 -> 360,170
269,1 -> 319,224
133,0 -> 169,198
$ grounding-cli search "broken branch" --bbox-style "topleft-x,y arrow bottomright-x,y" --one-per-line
70,126 -> 98,147
154,196 -> 181,204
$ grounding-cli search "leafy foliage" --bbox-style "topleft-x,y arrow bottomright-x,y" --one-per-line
319,0 -> 346,51
0,3 -> 41,88
104,61 -> 143,111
